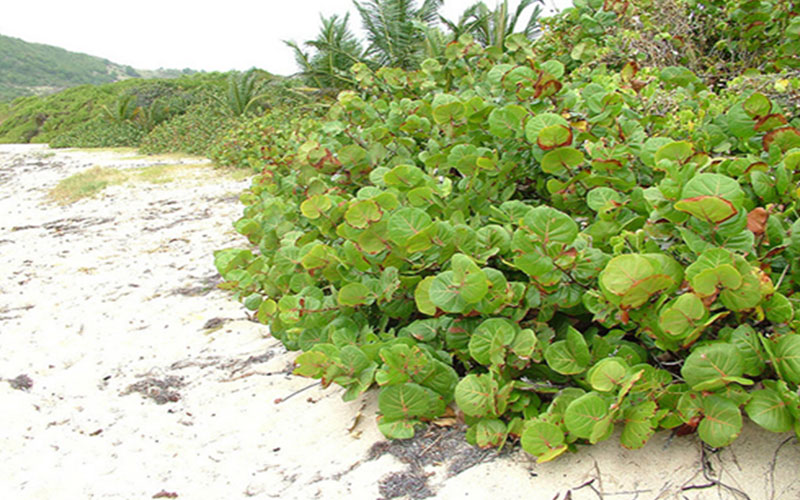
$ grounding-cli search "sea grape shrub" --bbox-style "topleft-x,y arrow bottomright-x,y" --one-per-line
216,2 -> 800,461
536,0 -> 800,85
139,102 -> 236,156
50,116 -> 145,148
208,107 -> 322,172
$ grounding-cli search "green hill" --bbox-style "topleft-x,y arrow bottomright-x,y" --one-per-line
0,33 -> 143,102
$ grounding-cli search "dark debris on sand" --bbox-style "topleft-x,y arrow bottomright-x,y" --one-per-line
369,425 -> 498,499
122,375 -> 184,404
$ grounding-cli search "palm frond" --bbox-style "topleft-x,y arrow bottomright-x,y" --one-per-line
354,0 -> 442,69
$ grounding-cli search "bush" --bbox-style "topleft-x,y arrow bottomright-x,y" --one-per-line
216,0 -> 800,460
50,116 -> 144,148
139,102 -> 234,156
208,107 -> 321,171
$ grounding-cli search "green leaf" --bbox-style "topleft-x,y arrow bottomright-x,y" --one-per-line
487,104 -> 526,139
469,318 -> 518,366
544,327 -> 591,375
414,276 -> 437,316
345,199 -> 382,228
675,196 -> 738,224
685,248 -> 742,297
775,334 -> 800,383
620,401 -> 657,450
541,60 -> 565,78
681,343 -> 748,391
655,141 -> 694,165
377,418 -> 417,439
388,208 -> 432,246
384,164 -> 425,189
763,127 -> 800,153
523,206 -> 578,245
475,419 -> 507,448
301,195 -> 332,219
455,373 -> 497,417
697,395 -> 743,448
338,283 -> 373,307
537,125 -> 573,150
541,147 -> 584,174
520,421 -> 568,462
600,254 -> 680,308
729,325 -> 767,377
429,271 -> 467,313
658,293 -> 707,339
586,187 -> 623,213
765,293 -> 794,324
743,93 -> 772,118
525,113 -> 569,143
745,388 -> 794,433
564,392 -> 609,439
726,104 -> 758,139
431,93 -> 465,124
587,357 -> 629,392
378,383 -> 445,422
680,173 -> 745,207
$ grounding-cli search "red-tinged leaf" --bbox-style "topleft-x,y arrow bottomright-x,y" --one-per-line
674,195 -> 738,224
754,113 -> 788,132
537,125 -> 573,150
747,207 -> 769,236
621,61 -> 639,82
743,93 -> 772,119
535,76 -> 563,99
763,127 -> 800,152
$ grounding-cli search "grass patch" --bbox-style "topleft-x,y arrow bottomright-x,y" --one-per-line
49,161 -> 247,205
135,163 -> 207,184
49,166 -> 128,204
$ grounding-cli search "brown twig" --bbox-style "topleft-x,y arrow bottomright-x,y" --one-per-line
681,445 -> 752,499
274,381 -> 321,404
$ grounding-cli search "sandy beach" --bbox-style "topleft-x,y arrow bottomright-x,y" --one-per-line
1,144 -> 798,500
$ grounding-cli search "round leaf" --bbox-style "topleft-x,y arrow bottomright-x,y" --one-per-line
338,283 -> 373,307
588,357 -> 629,392
388,207 -> 432,246
378,383 -> 444,422
537,125 -> 573,150
697,395 -> 743,448
541,147 -> 584,174
745,388 -> 794,433
620,401 -> 657,450
522,206 -> 578,245
775,334 -> 800,383
520,422 -> 567,462
455,373 -> 496,417
681,343 -> 746,391
564,392 -> 609,439
525,113 -> 569,143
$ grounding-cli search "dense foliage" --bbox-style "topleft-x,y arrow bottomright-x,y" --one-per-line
216,0 -> 800,461
0,33 -> 140,102
0,73 -> 229,146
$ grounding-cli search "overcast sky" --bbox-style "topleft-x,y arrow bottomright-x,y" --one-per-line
1,0 -> 571,76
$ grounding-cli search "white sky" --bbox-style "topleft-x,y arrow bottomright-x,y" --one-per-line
1,0 -> 571,76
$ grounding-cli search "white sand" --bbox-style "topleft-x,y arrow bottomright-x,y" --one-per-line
0,145 -> 798,500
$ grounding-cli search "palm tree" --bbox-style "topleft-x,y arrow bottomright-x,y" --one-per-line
215,69 -> 272,117
353,0 -> 444,69
285,13 -> 365,89
444,0 -> 545,49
